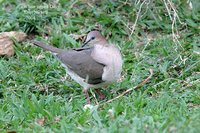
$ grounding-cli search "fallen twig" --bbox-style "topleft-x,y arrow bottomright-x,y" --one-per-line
100,69 -> 153,105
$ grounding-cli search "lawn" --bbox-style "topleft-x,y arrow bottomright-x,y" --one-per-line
0,0 -> 200,132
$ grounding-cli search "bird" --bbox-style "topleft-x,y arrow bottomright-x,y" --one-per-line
30,30 -> 123,104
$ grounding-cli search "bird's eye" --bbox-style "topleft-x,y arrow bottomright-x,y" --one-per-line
91,37 -> 95,40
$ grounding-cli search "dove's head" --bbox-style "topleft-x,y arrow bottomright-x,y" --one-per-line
82,30 -> 107,47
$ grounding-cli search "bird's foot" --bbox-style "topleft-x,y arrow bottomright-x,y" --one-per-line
83,89 -> 91,104
95,89 -> 105,100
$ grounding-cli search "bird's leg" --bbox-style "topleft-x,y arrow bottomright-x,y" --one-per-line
83,89 -> 91,104
95,89 -> 105,100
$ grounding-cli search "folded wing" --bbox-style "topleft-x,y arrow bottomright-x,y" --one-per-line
57,48 -> 105,84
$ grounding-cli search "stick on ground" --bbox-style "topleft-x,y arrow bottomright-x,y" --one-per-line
100,69 -> 153,105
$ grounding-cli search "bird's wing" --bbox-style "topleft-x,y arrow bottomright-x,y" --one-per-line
56,48 -> 105,84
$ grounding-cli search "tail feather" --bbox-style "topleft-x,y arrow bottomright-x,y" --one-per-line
30,40 -> 62,53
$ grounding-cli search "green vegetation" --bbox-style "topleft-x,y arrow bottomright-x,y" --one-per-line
0,0 -> 199,132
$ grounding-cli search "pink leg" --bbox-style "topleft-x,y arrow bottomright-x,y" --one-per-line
95,89 -> 105,100
83,89 -> 91,104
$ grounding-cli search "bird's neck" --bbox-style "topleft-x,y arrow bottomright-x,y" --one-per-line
97,39 -> 109,46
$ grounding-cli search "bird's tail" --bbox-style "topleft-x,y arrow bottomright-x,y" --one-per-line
30,40 -> 62,53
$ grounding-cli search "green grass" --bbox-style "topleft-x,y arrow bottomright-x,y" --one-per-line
0,0 -> 200,132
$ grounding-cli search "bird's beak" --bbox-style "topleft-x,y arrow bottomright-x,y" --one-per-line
82,38 -> 93,47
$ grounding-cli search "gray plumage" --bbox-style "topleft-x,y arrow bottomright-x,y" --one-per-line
30,31 -> 123,104
30,40 -> 104,84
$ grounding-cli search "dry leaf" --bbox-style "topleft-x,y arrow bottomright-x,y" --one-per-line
0,31 -> 27,56
54,116 -> 61,123
7,131 -> 17,133
35,54 -> 45,60
70,34 -> 86,42
36,117 -> 45,126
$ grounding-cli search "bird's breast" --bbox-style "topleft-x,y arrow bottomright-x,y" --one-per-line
91,44 -> 123,82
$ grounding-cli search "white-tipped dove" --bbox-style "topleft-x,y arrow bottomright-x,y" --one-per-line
30,31 -> 123,104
